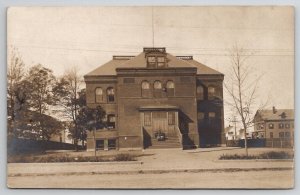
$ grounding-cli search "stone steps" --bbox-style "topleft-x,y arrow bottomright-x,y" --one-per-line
147,137 -> 181,149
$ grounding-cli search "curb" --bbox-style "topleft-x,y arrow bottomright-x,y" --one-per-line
8,167 -> 293,177
8,161 -> 143,166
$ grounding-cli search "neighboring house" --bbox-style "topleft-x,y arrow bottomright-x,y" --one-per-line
225,126 -> 236,140
84,47 -> 224,151
225,126 -> 252,140
253,107 -> 294,139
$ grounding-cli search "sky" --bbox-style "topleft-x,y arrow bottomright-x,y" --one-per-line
7,6 -> 294,127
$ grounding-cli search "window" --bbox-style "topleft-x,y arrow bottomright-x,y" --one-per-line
144,112 -> 152,126
141,81 -> 150,97
197,112 -> 205,125
157,57 -> 166,67
147,56 -> 166,68
208,112 -> 216,125
95,88 -> 103,103
108,139 -> 116,150
285,123 -> 290,128
196,86 -> 204,100
166,81 -> 175,97
147,56 -> 156,68
279,123 -> 284,129
285,132 -> 291,138
107,114 -> 116,129
107,87 -> 115,102
279,132 -> 284,138
96,140 -> 104,150
154,81 -> 162,98
268,123 -> 274,129
168,112 -> 175,125
208,86 -> 215,100
270,132 -> 273,139
154,81 -> 162,89
260,124 -> 264,130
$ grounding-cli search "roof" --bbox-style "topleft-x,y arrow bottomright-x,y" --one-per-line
85,48 -> 223,76
256,109 -> 294,121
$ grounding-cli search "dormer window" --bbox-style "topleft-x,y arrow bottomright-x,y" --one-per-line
157,57 -> 165,67
147,56 -> 156,68
147,56 -> 167,68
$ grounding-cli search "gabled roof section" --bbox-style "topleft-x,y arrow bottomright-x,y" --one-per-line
256,109 -> 294,121
85,48 -> 223,76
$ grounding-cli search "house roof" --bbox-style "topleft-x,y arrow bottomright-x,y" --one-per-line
256,109 -> 294,121
85,48 -> 223,76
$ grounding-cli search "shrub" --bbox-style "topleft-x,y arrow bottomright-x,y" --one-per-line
219,151 -> 293,160
259,151 -> 293,159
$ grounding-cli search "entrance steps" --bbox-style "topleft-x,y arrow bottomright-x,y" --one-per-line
147,137 -> 181,149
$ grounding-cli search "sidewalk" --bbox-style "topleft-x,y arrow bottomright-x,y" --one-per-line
8,147 -> 294,177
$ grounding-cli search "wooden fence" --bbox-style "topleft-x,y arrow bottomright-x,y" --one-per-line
226,138 -> 293,148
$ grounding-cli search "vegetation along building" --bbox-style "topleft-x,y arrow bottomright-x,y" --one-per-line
84,47 -> 224,151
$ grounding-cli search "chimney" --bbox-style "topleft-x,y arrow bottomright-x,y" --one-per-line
273,106 -> 277,114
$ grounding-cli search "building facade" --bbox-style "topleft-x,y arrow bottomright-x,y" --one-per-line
253,107 -> 294,139
84,47 -> 224,151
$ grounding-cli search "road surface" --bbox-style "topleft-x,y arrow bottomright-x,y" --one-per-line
8,169 -> 293,189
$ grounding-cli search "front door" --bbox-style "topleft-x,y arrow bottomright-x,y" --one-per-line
152,111 -> 168,136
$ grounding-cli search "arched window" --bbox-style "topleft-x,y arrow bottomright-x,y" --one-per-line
154,81 -> 162,89
141,81 -> 150,97
95,88 -> 103,103
196,86 -> 204,100
166,81 -> 175,97
208,86 -> 215,100
107,87 -> 115,103
153,81 -> 162,98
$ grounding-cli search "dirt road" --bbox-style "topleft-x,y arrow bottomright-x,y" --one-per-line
7,169 -> 293,189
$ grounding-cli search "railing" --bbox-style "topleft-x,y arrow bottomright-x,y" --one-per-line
175,126 -> 183,148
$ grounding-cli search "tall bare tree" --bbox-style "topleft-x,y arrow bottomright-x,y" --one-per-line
7,47 -> 25,135
53,66 -> 82,149
224,46 -> 265,156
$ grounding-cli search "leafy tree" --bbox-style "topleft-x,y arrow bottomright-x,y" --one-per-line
76,90 -> 106,146
25,64 -> 57,140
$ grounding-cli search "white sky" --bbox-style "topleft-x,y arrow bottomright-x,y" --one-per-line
7,6 -> 294,126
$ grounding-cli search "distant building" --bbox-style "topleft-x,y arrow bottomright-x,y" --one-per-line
84,47 -> 225,151
225,126 -> 252,140
253,107 -> 294,139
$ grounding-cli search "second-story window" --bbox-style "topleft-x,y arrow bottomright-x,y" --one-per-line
196,86 -> 204,100
268,123 -> 274,129
208,86 -> 215,100
279,123 -> 284,129
141,81 -> 150,98
154,81 -> 162,98
95,88 -> 103,103
166,81 -> 175,97
107,114 -> 116,129
107,87 -> 115,103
